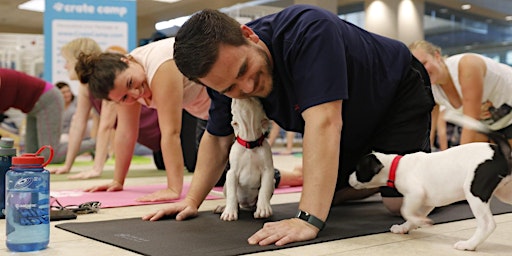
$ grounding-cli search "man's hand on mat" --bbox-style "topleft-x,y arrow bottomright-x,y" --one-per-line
142,200 -> 198,221
135,188 -> 181,202
49,166 -> 70,174
84,181 -> 123,192
68,170 -> 102,180
247,218 -> 318,246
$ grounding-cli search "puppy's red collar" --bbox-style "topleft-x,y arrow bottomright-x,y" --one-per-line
387,155 -> 403,188
236,134 -> 266,149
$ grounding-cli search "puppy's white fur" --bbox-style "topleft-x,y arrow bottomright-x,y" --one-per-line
349,111 -> 512,251
215,97 -> 274,221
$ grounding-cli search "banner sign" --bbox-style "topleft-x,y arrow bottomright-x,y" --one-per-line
43,0 -> 136,90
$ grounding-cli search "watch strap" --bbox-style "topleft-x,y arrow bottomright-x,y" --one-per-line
295,210 -> 325,230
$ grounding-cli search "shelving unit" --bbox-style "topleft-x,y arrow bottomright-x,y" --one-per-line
0,33 -> 44,77
0,33 -> 43,152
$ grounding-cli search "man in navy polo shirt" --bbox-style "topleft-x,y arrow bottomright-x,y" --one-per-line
143,5 -> 435,246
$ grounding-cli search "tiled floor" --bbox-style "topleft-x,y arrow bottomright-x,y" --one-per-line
1,146 -> 512,255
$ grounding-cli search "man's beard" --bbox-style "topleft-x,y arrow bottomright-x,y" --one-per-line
254,45 -> 273,97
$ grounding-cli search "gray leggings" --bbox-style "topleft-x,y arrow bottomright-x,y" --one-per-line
25,87 -> 95,163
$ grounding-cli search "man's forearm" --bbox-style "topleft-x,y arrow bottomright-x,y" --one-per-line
185,132 -> 233,208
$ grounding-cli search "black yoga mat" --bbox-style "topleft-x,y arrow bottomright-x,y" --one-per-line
56,199 -> 512,256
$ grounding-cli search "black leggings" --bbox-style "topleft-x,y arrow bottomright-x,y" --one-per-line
152,110 -> 207,171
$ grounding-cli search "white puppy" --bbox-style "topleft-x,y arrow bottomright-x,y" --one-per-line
348,111 -> 512,251
214,97 -> 275,221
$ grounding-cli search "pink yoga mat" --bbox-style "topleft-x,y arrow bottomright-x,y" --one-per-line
50,184 -> 302,208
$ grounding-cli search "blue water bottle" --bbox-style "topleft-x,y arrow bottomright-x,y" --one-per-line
1,138 -> 16,218
5,145 -> 53,252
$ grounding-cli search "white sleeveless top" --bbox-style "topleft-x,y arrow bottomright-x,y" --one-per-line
432,53 -> 512,130
130,37 -> 210,120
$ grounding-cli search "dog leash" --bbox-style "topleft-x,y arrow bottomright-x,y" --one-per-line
387,155 -> 403,188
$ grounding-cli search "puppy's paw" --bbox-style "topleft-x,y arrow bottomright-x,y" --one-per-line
254,203 -> 272,219
213,205 -> 225,214
220,207 -> 238,221
390,220 -> 420,234
453,240 -> 477,251
390,224 -> 411,234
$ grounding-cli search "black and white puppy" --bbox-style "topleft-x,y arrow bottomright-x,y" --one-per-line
349,111 -> 512,251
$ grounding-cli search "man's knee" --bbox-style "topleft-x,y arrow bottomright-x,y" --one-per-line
380,186 -> 403,215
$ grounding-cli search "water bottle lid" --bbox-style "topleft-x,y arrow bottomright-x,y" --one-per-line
11,145 -> 54,166
12,153 -> 45,165
0,137 -> 14,148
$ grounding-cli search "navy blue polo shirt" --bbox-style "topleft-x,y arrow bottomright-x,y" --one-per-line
207,5 -> 412,160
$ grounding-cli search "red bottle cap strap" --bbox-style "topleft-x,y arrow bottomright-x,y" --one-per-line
35,145 -> 54,167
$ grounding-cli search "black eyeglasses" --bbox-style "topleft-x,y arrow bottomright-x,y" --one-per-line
51,196 -> 101,214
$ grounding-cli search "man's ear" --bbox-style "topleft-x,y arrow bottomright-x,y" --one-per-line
241,24 -> 259,43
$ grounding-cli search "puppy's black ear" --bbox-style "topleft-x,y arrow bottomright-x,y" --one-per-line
355,154 -> 384,182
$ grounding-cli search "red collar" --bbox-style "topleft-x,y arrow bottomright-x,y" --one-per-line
387,155 -> 403,188
236,134 -> 266,149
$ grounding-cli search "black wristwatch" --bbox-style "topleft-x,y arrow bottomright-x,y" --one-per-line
295,210 -> 325,230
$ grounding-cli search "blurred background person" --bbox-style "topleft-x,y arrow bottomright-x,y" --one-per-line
0,68 -> 94,162
410,40 -> 512,147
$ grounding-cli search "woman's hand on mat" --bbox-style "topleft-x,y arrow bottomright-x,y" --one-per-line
142,201 -> 198,221
247,218 -> 319,246
135,188 -> 181,202
84,181 -> 124,192
49,166 -> 70,174
68,170 -> 102,180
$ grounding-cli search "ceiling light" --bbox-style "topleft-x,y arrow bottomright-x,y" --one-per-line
154,0 -> 278,31
155,15 -> 190,30
18,0 -> 45,12
461,4 -> 471,10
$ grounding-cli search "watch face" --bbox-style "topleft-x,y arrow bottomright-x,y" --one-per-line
296,210 -> 325,230
297,210 -> 309,220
